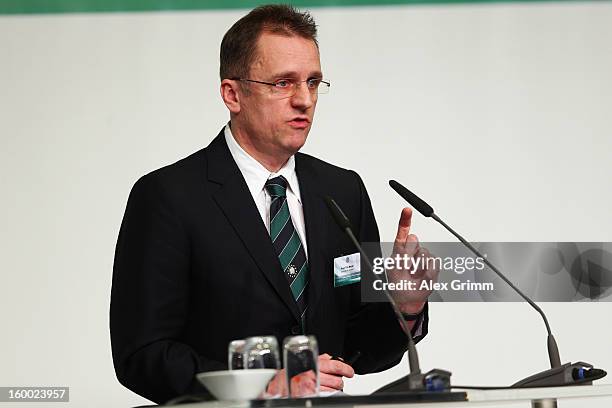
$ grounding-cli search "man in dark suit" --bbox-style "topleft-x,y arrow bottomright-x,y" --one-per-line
111,4 -> 436,404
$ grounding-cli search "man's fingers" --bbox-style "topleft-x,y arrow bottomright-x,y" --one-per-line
426,256 -> 440,281
266,369 -> 288,397
420,248 -> 440,281
395,207 -> 413,239
316,354 -> 353,392
319,372 -> 344,390
399,207 -> 413,230
318,357 -> 355,378
409,246 -> 429,278
393,208 -> 413,251
289,371 -> 318,396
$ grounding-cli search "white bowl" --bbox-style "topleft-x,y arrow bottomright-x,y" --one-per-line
196,369 -> 277,401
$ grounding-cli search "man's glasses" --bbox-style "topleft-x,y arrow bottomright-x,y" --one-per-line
230,77 -> 330,98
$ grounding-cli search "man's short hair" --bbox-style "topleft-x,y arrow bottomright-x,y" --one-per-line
220,4 -> 318,81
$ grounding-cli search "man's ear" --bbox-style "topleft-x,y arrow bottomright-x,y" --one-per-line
220,79 -> 241,114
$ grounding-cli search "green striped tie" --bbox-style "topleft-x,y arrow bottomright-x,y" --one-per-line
265,176 -> 308,332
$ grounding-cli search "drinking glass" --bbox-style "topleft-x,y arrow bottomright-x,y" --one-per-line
243,336 -> 281,369
283,335 -> 319,398
228,339 -> 246,370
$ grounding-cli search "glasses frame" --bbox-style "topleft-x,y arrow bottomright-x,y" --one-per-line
230,77 -> 330,98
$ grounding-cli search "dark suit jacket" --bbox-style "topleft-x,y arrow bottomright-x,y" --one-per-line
110,130 -> 428,404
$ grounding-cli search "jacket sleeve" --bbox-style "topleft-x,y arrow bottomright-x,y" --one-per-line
110,175 -> 224,404
342,171 -> 429,375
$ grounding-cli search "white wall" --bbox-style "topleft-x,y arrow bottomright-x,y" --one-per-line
1,2 -> 611,407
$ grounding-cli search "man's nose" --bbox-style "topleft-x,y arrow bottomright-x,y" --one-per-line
290,82 -> 315,109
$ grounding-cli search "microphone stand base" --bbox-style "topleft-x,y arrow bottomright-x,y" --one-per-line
374,368 -> 453,393
512,362 -> 606,388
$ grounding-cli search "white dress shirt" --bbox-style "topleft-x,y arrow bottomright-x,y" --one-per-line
224,124 -> 308,257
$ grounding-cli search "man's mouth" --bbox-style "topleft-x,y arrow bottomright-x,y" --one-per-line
288,117 -> 310,129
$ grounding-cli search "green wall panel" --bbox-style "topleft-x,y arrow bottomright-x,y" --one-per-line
0,0 -> 604,15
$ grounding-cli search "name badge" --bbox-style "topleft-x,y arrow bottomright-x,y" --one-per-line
333,252 -> 361,287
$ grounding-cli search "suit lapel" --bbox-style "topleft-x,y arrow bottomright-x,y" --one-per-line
295,154 -> 328,325
205,131 -> 301,323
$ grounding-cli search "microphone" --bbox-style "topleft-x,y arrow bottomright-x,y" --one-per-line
324,196 -> 452,392
389,180 -> 433,217
388,180 -> 607,387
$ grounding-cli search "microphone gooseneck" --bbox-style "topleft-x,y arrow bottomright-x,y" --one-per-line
388,180 -> 609,388
388,180 -> 560,368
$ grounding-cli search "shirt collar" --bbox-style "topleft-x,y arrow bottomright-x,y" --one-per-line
224,123 -> 302,201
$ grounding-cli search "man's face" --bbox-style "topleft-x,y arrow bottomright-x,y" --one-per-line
237,32 -> 321,158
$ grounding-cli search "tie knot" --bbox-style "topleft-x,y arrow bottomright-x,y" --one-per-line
265,176 -> 288,198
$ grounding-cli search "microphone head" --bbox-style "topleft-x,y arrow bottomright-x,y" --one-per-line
388,180 -> 434,217
324,196 -> 353,231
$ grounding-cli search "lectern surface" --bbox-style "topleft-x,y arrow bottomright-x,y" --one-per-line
167,384 -> 612,408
